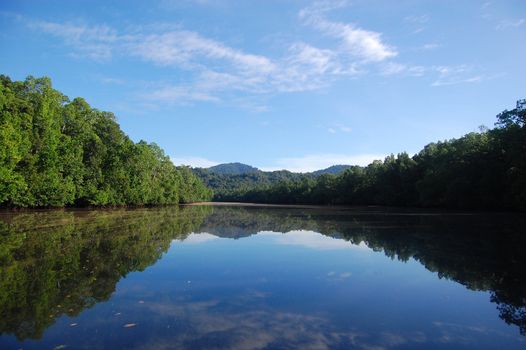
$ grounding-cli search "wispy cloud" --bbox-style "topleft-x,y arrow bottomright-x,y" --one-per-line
180,233 -> 220,244
259,230 -> 372,251
19,0 -> 401,107
380,63 -> 488,86
95,75 -> 125,85
145,85 -> 220,104
404,14 -> 430,34
29,21 -> 117,61
127,30 -> 276,73
328,124 -> 352,133
261,153 -> 385,172
421,43 -> 440,50
431,65 -> 484,87
26,17 -> 375,104
404,15 -> 430,25
171,156 -> 219,168
300,1 -> 397,62
381,62 -> 426,77
21,5 -> 486,106
496,18 -> 525,30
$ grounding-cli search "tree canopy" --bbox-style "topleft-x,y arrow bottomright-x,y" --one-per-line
0,75 -> 212,207
194,100 -> 526,211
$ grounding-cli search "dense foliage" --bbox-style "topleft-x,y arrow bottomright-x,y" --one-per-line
193,168 -> 307,201
207,162 -> 260,174
196,100 -> 526,211
0,75 -> 212,207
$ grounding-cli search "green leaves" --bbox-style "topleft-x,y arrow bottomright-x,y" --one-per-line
0,75 -> 211,208
195,100 -> 525,211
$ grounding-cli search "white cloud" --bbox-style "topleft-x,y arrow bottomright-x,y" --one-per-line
381,62 -> 426,77
30,10 -> 489,106
259,230 -> 372,251
300,1 -> 397,62
288,42 -> 338,74
127,30 -> 276,74
404,15 -> 430,24
421,43 -> 440,50
171,156 -> 219,168
328,124 -> 353,133
403,15 -> 430,34
179,232 -> 219,244
431,65 -> 484,87
261,153 -> 385,173
30,18 -> 357,98
496,18 -> 525,30
24,3 -> 398,105
145,85 -> 220,104
481,2 -> 492,10
30,21 -> 117,61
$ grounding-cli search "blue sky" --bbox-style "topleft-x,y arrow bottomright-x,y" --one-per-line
1,0 -> 525,172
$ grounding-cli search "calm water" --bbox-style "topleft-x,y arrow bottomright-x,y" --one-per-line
0,205 -> 525,350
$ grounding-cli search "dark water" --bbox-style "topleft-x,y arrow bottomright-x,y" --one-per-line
0,206 -> 525,350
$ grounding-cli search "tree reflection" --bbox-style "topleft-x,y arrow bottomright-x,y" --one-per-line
0,206 -> 211,340
200,206 -> 526,335
0,205 -> 525,339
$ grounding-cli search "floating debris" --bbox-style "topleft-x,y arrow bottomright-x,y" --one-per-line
53,345 -> 67,350
123,323 -> 137,328
115,312 -> 121,316
138,300 -> 145,304
70,323 -> 78,327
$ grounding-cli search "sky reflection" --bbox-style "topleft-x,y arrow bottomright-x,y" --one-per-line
1,206 -> 525,349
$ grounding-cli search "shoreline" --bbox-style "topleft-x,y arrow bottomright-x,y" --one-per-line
0,202 -> 520,216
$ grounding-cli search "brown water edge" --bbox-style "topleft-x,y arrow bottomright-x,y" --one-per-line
184,201 -> 338,209
183,201 -> 510,216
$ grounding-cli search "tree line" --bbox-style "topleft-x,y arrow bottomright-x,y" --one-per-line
193,167 -> 306,201
0,75 -> 212,207
195,100 -> 526,211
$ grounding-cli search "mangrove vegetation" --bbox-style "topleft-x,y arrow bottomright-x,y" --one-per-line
195,100 -> 526,211
0,75 -> 212,208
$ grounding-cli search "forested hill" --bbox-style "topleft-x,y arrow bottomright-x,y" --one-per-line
312,165 -> 352,175
194,100 -> 526,211
193,164 -> 355,201
0,75 -> 212,208
208,162 -> 259,174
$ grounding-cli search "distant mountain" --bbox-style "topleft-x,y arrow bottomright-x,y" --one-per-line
208,162 -> 260,175
194,162 -> 354,201
204,163 -> 352,176
311,165 -> 352,175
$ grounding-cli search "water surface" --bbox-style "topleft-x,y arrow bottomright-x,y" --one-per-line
0,205 -> 525,349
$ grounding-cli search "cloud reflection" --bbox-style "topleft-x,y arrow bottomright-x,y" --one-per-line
258,230 -> 372,251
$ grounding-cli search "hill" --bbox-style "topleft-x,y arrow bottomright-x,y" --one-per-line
311,165 -> 353,175
208,162 -> 260,175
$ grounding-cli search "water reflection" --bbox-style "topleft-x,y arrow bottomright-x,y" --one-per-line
0,207 -> 211,340
0,205 -> 524,349
200,206 -> 526,336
